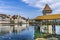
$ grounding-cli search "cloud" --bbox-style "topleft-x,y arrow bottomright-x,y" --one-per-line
0,5 -> 20,15
0,9 -> 18,15
53,9 -> 60,14
22,0 -> 60,14
22,0 -> 53,8
50,2 -> 60,9
0,0 -> 21,15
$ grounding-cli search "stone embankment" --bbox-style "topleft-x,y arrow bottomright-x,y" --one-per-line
35,37 -> 58,40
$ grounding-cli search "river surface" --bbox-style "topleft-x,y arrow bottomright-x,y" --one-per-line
0,26 -> 34,40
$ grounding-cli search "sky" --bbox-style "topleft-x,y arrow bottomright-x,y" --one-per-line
0,0 -> 60,19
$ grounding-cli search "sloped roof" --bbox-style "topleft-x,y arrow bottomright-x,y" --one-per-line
12,15 -> 18,19
43,4 -> 51,11
0,14 -> 10,18
21,17 -> 26,20
35,14 -> 60,20
12,15 -> 26,20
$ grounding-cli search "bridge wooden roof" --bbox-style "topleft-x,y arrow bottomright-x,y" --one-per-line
35,14 -> 60,20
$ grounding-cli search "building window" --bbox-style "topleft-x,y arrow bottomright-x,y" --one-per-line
2,16 -> 6,21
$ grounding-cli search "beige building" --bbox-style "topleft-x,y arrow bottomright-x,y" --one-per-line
0,14 -> 10,24
12,15 -> 29,32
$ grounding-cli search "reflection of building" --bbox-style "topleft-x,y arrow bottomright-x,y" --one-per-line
12,15 -> 29,32
0,14 -> 29,33
35,4 -> 60,34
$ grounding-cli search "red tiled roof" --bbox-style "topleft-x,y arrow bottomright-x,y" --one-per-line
12,15 -> 18,19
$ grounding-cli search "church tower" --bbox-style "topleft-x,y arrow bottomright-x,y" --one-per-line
42,4 -> 52,15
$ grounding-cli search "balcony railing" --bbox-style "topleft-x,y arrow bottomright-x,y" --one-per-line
42,21 -> 60,25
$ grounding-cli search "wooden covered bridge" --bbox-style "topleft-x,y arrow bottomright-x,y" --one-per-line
34,4 -> 60,34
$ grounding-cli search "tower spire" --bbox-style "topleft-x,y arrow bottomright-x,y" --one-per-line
42,4 -> 52,15
44,4 -> 51,10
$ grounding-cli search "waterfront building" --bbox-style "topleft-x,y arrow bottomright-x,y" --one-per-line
35,4 -> 60,34
0,14 -> 11,33
0,14 -> 29,33
0,14 -> 10,24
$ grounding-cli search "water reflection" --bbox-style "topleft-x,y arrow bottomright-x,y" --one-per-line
56,26 -> 60,35
0,23 -> 29,34
0,26 -> 34,40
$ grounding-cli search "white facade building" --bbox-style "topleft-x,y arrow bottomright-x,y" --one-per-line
0,14 -> 29,33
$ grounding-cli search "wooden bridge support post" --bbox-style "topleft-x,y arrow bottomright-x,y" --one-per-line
52,25 -> 56,34
39,21 -> 43,33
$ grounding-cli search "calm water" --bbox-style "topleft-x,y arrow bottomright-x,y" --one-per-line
0,26 -> 34,40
